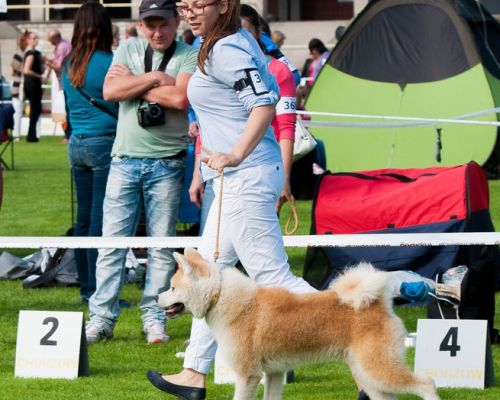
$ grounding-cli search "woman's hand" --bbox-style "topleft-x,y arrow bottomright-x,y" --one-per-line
189,171 -> 205,208
188,121 -> 199,138
201,151 -> 241,172
276,180 -> 292,213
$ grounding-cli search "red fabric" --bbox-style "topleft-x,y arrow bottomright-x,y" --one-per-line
268,58 -> 296,142
194,135 -> 201,156
0,130 -> 9,143
314,162 -> 489,234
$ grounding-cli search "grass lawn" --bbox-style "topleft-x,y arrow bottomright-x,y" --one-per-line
0,137 -> 499,399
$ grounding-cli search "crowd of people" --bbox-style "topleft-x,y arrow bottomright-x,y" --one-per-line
9,28 -> 73,142
4,1 -> 468,400
8,0 -> 336,399
8,23 -> 126,143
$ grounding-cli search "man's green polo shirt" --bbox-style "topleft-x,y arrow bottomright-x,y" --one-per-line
111,39 -> 197,158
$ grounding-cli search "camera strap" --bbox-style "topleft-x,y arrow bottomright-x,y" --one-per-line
144,41 -> 177,73
76,87 -> 118,120
139,41 -> 177,112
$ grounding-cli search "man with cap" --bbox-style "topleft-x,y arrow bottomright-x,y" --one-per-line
85,0 -> 198,345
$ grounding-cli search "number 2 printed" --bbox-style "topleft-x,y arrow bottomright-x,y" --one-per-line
40,317 -> 59,346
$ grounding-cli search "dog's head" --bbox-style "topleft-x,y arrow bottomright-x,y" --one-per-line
158,247 -> 221,319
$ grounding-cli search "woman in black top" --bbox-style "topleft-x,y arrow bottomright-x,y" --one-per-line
10,34 -> 27,140
23,31 -> 46,142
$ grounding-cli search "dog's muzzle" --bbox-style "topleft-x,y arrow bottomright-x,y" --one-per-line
165,303 -> 185,318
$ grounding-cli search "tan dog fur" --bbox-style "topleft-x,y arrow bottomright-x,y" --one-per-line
158,248 -> 440,400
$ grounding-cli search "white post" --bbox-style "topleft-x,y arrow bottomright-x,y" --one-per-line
31,0 -> 45,22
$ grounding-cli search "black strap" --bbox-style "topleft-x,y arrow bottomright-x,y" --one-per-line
333,171 -> 437,183
76,87 -> 118,119
233,77 -> 252,91
144,41 -> 177,73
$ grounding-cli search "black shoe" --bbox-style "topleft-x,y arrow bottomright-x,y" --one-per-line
147,370 -> 206,400
358,390 -> 371,400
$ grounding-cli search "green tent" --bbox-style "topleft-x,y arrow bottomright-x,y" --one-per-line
305,0 -> 500,172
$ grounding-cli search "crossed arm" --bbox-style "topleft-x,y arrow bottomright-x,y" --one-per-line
103,64 -> 191,110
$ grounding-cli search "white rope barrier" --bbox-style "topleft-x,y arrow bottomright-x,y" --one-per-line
1,233 -> 499,249
297,107 -> 500,129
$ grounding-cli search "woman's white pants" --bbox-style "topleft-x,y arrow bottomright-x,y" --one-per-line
183,162 -> 316,374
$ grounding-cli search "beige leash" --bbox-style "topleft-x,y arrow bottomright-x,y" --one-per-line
284,193 -> 299,235
202,146 -> 224,262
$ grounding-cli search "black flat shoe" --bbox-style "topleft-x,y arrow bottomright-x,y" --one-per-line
146,370 -> 206,400
358,390 -> 371,400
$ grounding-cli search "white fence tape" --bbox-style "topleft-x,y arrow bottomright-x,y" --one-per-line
297,107 -> 500,129
0,233 -> 499,249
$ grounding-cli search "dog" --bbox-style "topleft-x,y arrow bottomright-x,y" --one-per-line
158,248 -> 440,400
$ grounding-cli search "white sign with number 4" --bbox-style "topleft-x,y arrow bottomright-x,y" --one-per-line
15,310 -> 88,379
414,319 -> 489,388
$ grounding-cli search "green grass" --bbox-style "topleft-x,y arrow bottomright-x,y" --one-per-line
0,137 -> 500,399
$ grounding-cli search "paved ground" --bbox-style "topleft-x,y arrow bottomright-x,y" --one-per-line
14,116 -> 66,138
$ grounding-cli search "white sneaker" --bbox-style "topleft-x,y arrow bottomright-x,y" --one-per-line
85,320 -> 113,344
143,320 -> 170,344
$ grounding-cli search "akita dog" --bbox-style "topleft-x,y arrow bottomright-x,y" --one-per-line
158,248 -> 439,400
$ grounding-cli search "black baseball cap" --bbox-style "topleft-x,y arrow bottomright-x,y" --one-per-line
139,0 -> 176,20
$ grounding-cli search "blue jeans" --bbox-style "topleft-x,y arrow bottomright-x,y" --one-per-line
69,134 -> 114,300
89,155 -> 185,327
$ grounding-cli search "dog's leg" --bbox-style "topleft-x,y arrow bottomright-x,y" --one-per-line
361,389 -> 395,400
349,370 -> 395,400
263,373 -> 284,400
233,374 -> 261,400
350,347 -> 440,400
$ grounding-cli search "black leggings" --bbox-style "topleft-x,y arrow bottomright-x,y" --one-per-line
24,79 -> 42,142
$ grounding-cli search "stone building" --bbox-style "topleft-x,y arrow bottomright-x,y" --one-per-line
0,0 -> 372,79
1,0 -> 498,85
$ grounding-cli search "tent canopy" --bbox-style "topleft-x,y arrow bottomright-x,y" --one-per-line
305,0 -> 500,172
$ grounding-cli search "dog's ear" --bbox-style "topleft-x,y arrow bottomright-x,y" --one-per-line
184,248 -> 211,278
185,247 -> 204,264
173,251 -> 193,276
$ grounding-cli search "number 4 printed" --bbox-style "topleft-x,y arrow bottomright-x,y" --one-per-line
439,327 -> 461,357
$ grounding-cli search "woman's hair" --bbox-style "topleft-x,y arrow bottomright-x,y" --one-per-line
68,2 -> 113,87
239,4 -> 266,52
240,4 -> 260,33
198,0 -> 241,74
259,16 -> 271,36
308,38 -> 328,55
18,30 -> 30,52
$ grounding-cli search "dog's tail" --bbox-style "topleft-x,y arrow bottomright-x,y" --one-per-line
329,263 -> 388,311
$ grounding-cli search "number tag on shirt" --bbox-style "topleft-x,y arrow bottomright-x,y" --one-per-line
278,56 -> 296,73
276,96 -> 296,115
245,68 -> 269,96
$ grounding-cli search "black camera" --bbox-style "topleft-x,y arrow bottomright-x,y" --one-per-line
137,102 -> 165,127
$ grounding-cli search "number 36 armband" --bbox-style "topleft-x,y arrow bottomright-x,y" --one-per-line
233,68 -> 269,96
276,96 -> 296,115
